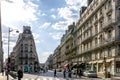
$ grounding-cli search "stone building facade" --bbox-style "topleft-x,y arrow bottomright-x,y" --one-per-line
75,0 -> 120,76
53,0 -> 120,77
10,26 -> 39,72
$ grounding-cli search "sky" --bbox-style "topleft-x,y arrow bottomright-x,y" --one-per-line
1,0 -> 87,63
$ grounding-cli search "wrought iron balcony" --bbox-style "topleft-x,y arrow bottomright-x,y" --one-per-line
81,35 -> 93,44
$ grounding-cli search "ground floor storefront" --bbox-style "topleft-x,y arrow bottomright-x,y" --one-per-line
88,57 -> 120,77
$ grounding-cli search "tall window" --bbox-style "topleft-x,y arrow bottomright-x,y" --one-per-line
95,24 -> 98,33
100,20 -> 103,31
108,47 -> 112,57
99,35 -> 103,44
118,45 -> 120,55
108,30 -> 112,41
95,38 -> 98,46
116,61 -> 120,73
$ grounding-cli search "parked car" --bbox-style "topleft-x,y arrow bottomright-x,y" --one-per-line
83,70 -> 97,78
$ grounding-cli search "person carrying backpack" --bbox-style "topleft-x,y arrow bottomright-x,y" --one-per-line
17,67 -> 23,80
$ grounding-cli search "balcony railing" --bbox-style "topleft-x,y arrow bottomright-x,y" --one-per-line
19,57 -> 35,59
80,39 -> 115,54
81,35 -> 93,44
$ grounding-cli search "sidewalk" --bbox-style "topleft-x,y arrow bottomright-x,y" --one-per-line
0,72 -> 15,80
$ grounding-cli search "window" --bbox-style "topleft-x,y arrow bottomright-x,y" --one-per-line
118,45 -> 120,55
99,35 -> 103,44
100,50 -> 103,59
107,14 -> 112,21
100,9 -> 102,15
95,24 -> 98,33
116,61 -> 120,73
95,14 -> 97,20
100,20 -> 103,31
95,37 -> 98,46
108,47 -> 112,57
108,30 -> 112,41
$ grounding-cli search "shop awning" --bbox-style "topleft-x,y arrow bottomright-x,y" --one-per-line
72,63 -> 87,69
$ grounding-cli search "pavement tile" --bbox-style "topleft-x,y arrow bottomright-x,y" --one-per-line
0,72 -> 15,80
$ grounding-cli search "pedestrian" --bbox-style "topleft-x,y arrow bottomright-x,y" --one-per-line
76,69 -> 79,78
78,69 -> 82,78
1,69 -> 4,76
68,69 -> 71,78
54,69 -> 57,77
63,69 -> 66,78
17,67 -> 23,80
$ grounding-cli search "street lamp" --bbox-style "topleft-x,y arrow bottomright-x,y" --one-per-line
7,27 -> 19,80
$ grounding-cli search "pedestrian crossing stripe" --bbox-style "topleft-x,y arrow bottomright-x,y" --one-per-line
22,78 -> 65,80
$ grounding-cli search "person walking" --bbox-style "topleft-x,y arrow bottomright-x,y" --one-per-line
1,69 -> 4,76
68,69 -> 72,78
17,67 -> 23,80
63,69 -> 66,78
54,69 -> 57,77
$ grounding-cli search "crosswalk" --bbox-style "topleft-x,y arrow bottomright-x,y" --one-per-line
18,77 -> 66,80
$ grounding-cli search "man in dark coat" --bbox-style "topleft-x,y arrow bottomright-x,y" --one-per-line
17,67 -> 23,80
63,69 -> 66,78
54,69 -> 57,77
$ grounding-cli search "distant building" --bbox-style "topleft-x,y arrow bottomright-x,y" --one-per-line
0,0 -> 3,72
10,26 -> 39,72
45,54 -> 53,70
39,63 -> 45,69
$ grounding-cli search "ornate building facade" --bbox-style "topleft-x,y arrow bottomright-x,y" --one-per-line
10,26 -> 39,72
53,0 -> 120,77
75,0 -> 120,76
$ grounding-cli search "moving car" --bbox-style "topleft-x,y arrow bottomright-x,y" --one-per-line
83,70 -> 97,78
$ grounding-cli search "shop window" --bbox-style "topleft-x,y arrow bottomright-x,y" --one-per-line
107,30 -> 111,41
118,45 -> 120,55
116,62 -> 120,73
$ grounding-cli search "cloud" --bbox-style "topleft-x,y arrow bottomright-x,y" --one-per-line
52,21 -> 68,30
39,22 -> 51,29
57,0 -> 87,22
1,0 -> 38,27
32,33 -> 40,44
49,32 -> 63,40
50,8 -> 55,12
58,7 -> 78,21
65,0 -> 87,6
41,13 -> 46,16
51,15 -> 56,19
39,51 -> 53,63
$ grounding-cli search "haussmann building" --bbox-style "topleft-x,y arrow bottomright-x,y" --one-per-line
75,0 -> 120,77
11,26 -> 39,72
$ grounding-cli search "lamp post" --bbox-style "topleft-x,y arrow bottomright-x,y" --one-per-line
7,27 -> 19,80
